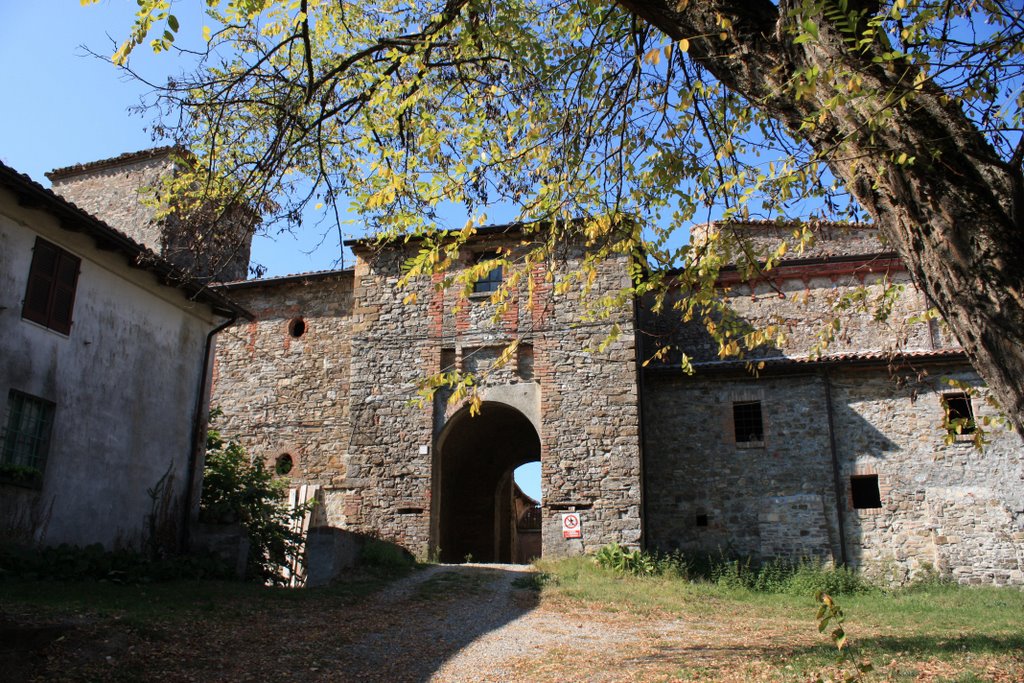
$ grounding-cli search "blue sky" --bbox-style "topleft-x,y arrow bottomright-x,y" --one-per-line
0,1 -> 341,277
0,2 -> 543,500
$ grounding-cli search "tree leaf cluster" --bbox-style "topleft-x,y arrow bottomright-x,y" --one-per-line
99,0 -> 1024,433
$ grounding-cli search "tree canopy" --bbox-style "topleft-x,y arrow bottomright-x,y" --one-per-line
98,0 -> 1024,434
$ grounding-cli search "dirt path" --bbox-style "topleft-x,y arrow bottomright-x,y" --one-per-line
340,563 -> 540,682
341,563 -> 694,683
8,566 -> 1022,682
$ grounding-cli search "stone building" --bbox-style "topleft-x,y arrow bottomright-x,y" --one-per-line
47,148 -> 254,283
35,149 -> 1023,584
211,220 -> 1024,585
213,225 -> 643,565
0,160 -> 247,550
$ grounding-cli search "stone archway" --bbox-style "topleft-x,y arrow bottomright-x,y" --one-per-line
432,401 -> 541,563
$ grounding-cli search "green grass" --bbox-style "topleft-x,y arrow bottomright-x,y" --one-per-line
536,555 -> 1024,673
1,565 -> 413,627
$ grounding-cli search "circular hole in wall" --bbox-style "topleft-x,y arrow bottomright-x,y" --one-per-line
275,453 -> 294,476
287,317 -> 306,338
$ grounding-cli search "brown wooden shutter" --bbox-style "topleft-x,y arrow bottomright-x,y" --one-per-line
50,250 -> 80,334
22,239 -> 57,326
721,402 -> 735,444
22,238 -> 80,334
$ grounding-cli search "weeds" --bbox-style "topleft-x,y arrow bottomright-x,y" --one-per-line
591,543 -> 874,596
0,542 -> 231,583
594,542 -> 656,576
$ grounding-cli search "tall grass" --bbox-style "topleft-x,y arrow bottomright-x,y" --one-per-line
591,543 -> 874,596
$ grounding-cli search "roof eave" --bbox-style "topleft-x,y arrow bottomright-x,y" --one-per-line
1,162 -> 252,321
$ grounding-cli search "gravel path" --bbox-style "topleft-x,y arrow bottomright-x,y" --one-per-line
341,563 -> 536,681
341,563 -> 689,683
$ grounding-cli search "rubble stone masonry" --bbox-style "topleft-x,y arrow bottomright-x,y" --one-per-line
213,227 -> 643,560
210,221 -> 1023,583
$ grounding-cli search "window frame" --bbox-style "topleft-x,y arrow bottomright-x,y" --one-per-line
732,400 -> 765,446
471,251 -> 503,295
22,237 -> 81,335
942,392 -> 976,438
1,390 -> 56,476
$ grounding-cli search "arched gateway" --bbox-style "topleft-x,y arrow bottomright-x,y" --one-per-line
432,401 -> 541,563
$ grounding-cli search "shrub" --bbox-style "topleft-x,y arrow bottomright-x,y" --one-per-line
201,413 -> 310,584
594,543 -> 657,576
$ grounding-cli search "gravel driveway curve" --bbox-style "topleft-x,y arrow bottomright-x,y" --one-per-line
342,563 -> 686,683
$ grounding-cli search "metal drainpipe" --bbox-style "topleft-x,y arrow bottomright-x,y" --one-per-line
822,368 -> 849,566
180,313 -> 237,551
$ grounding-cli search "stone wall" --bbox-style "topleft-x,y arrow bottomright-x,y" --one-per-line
643,372 -> 842,562
211,272 -> 354,489
642,258 -> 954,367
49,152 -> 170,250
643,358 -> 1024,584
691,221 -> 887,261
640,222 -> 1022,584
831,367 -> 1024,585
48,149 -> 252,282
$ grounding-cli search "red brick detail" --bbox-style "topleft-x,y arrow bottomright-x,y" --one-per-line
246,321 -> 258,358
501,291 -> 520,333
429,272 -> 445,340
455,295 -> 470,334
530,264 -> 554,330
344,493 -> 362,522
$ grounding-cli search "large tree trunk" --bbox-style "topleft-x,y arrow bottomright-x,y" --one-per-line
618,0 -> 1024,435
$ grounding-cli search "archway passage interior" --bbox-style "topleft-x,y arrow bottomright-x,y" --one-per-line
434,402 -> 541,564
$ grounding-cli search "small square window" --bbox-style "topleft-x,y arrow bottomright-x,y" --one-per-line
695,514 -> 709,527
942,392 -> 975,435
471,251 -> 503,294
22,237 -> 80,335
850,475 -> 882,509
2,391 -> 55,473
733,401 -> 764,443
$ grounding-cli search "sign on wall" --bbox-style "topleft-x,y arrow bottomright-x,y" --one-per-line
561,512 -> 582,539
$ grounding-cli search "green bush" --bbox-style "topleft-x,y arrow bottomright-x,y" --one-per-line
201,413 -> 310,584
594,543 -> 657,576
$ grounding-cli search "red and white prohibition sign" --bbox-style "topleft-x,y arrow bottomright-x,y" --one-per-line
561,512 -> 582,539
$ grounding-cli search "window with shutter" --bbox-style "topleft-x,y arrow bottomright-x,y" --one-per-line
22,238 -> 80,335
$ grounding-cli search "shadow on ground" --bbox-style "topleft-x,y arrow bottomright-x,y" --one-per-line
0,563 -> 540,683
341,564 -> 540,682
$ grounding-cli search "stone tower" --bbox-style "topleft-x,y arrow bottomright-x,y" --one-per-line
47,148 -> 254,282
